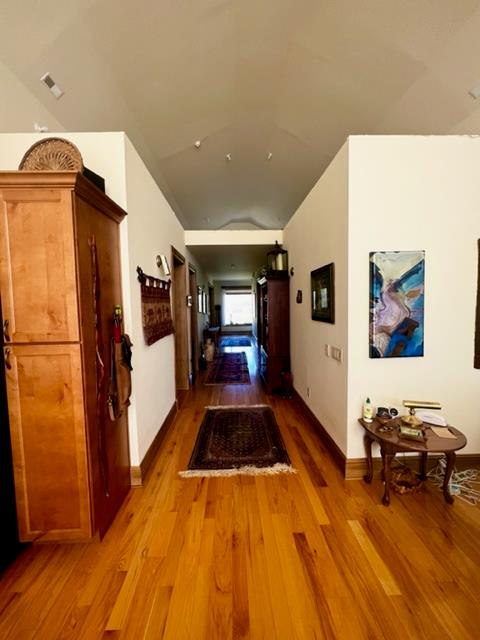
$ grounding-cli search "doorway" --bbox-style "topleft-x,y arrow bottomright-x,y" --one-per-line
188,264 -> 198,384
171,247 -> 189,400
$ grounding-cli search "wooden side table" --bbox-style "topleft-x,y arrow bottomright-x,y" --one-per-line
358,417 -> 467,506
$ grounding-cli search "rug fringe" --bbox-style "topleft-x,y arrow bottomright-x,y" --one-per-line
178,463 -> 296,478
204,404 -> 270,410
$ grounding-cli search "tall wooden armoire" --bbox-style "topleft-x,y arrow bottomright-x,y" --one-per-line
256,273 -> 290,394
0,171 -> 130,542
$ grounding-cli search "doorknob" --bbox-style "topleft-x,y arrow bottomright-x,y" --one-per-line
4,348 -> 11,370
3,319 -> 10,342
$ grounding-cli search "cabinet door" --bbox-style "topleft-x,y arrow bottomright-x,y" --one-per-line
0,188 -> 79,343
4,343 -> 92,541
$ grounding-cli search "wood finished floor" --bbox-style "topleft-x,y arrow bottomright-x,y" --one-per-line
1,344 -> 480,639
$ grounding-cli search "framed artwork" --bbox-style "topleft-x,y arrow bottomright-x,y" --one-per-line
197,286 -> 204,313
311,263 -> 334,323
369,250 -> 424,358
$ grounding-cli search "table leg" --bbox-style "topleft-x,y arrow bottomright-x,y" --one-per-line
419,452 -> 428,481
363,434 -> 373,483
443,452 -> 456,504
382,452 -> 395,506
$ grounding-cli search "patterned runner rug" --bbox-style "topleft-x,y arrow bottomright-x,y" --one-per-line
220,336 -> 251,347
205,351 -> 250,385
179,405 -> 294,477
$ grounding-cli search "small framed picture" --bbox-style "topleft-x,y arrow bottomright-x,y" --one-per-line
311,263 -> 334,323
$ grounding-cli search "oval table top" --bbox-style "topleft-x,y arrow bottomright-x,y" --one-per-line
358,417 -> 467,454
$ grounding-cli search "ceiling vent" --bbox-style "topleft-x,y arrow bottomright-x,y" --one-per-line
40,72 -> 64,99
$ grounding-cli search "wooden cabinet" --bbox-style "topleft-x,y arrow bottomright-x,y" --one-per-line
256,273 -> 290,394
0,171 -> 130,542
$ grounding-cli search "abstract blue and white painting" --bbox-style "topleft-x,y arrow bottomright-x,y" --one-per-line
369,251 -> 425,358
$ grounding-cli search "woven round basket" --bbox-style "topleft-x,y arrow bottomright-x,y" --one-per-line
391,466 -> 424,495
19,137 -> 84,172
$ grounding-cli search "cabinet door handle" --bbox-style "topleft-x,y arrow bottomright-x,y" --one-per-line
3,319 -> 10,342
4,348 -> 11,370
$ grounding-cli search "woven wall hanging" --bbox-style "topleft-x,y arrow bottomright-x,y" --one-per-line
136,266 -> 173,345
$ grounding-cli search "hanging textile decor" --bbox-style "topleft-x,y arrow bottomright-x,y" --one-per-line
137,266 -> 173,345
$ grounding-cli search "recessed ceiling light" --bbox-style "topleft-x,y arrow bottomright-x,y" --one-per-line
40,72 -> 64,99
194,140 -> 201,148
266,152 -> 273,160
225,153 -> 231,161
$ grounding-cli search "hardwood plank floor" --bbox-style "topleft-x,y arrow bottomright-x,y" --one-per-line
1,343 -> 480,639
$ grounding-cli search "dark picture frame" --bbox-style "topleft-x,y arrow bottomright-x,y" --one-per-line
311,263 -> 334,323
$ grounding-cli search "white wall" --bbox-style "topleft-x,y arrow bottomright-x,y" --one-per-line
124,137 -> 186,464
284,142 -> 349,454
347,136 -> 480,457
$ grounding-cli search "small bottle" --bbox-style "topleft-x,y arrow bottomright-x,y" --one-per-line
363,397 -> 373,423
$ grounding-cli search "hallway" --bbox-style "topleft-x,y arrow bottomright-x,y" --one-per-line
0,343 -> 480,639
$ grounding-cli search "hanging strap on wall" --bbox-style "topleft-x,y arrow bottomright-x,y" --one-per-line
89,235 -> 110,497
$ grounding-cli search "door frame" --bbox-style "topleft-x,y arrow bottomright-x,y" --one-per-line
171,246 -> 189,398
188,264 -> 199,384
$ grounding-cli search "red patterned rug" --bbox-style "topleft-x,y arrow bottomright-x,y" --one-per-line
179,405 -> 294,477
204,351 -> 250,385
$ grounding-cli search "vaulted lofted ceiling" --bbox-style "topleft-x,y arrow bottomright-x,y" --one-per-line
2,0 -> 480,237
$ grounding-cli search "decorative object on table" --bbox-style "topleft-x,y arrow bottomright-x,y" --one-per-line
375,407 -> 398,430
362,397 -> 374,422
267,241 -> 288,273
311,262 -> 334,323
179,405 -> 295,477
18,136 -> 105,191
204,351 -> 250,385
398,425 -> 425,442
369,250 -> 424,358
401,399 -> 441,428
475,239 -> 480,369
376,407 -> 398,420
136,266 -> 173,345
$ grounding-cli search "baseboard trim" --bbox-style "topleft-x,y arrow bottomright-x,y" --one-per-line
291,388 -> 346,476
130,401 -> 177,487
345,453 -> 480,480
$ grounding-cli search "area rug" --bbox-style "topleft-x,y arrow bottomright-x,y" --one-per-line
179,405 -> 295,477
220,336 -> 251,347
205,351 -> 250,385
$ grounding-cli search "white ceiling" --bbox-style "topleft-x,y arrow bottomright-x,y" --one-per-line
2,2 -> 480,253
